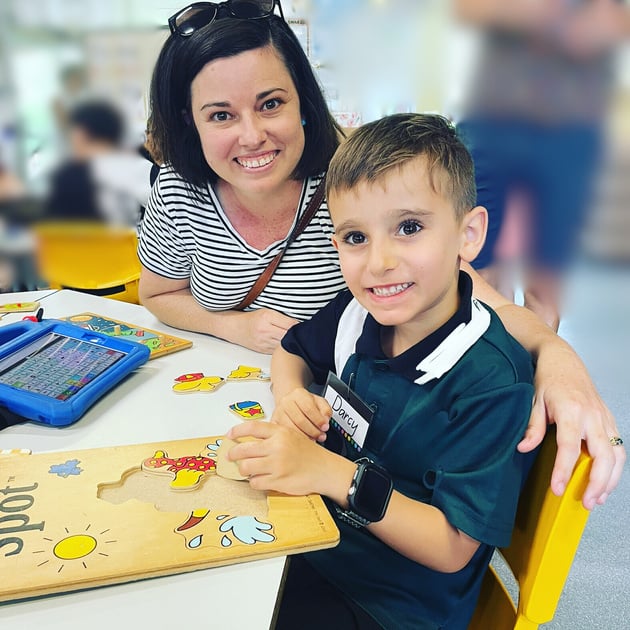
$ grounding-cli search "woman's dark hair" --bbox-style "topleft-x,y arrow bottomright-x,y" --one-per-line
149,16 -> 342,188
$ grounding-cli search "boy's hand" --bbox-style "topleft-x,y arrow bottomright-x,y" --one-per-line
226,421 -> 341,496
271,388 -> 332,443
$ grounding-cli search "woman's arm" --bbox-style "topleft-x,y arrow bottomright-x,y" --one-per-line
454,0 -> 630,55
453,0 -> 566,34
463,261 -> 626,509
138,267 -> 299,354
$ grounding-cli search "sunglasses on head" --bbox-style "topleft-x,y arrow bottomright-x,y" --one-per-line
169,0 -> 284,37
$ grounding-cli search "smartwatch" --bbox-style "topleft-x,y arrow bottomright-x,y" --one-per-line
335,457 -> 393,528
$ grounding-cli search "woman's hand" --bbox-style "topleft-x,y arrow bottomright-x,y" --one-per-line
271,388 -> 332,442
139,268 -> 298,353
517,342 -> 626,510
465,263 -> 626,509
238,309 -> 300,354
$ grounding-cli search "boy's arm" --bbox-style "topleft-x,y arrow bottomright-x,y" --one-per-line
270,345 -> 332,442
462,261 -> 625,510
270,344 -> 315,400
227,421 -> 480,573
369,492 -> 479,573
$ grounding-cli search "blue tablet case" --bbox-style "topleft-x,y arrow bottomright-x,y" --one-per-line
0,319 -> 150,427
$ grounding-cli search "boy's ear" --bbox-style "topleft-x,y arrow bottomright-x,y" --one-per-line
331,233 -> 340,251
459,206 -> 488,263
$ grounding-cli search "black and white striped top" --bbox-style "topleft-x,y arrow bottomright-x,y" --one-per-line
138,167 -> 346,321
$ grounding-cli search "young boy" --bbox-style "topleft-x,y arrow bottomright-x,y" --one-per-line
227,113 -> 535,629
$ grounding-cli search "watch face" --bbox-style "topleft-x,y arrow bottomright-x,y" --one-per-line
351,464 -> 393,522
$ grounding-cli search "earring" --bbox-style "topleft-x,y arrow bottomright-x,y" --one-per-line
301,118 -> 306,126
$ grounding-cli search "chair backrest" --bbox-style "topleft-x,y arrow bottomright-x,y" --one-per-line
33,221 -> 141,304
468,428 -> 592,630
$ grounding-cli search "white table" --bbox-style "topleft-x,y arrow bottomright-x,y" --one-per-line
0,290 -> 286,629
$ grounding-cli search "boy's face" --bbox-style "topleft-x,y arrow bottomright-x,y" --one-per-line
329,157 -> 484,342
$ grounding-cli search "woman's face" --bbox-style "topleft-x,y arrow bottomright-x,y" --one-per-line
190,45 -> 305,195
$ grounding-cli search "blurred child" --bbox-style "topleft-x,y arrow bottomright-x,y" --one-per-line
45,100 -> 153,228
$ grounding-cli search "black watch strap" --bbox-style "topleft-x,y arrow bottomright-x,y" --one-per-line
334,505 -> 371,529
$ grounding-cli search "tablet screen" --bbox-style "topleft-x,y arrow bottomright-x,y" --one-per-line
0,332 -> 125,400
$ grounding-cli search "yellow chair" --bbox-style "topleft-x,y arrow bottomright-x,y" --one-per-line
33,221 -> 141,304
468,429 -> 593,630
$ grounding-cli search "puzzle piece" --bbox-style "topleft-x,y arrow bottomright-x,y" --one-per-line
0,448 -> 32,456
0,301 -> 40,313
229,400 -> 265,420
215,438 -> 248,481
48,459 -> 83,478
142,450 -> 217,490
172,374 -> 225,393
226,365 -> 271,382
174,373 -> 205,382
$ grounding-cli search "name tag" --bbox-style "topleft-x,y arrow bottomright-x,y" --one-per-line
323,371 -> 373,453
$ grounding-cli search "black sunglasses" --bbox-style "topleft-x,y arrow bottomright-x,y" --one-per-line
169,0 -> 284,37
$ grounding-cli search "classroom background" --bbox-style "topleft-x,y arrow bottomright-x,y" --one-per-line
0,1 -> 628,627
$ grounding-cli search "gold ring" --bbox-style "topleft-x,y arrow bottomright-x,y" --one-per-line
609,436 -> 624,446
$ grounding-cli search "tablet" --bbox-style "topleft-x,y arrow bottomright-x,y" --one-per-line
0,320 -> 150,427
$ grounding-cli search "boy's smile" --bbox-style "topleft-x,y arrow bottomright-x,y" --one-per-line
370,282 -> 414,298
329,157 -> 481,353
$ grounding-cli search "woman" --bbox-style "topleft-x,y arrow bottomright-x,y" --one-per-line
138,2 -> 623,508
139,4 -> 344,355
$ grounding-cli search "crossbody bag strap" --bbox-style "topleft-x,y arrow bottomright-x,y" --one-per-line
234,176 -> 327,311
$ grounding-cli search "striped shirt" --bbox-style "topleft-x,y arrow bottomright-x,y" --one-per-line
138,167 -> 346,321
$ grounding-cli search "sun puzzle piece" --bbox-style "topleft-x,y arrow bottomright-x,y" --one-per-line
229,400 -> 265,420
172,373 -> 225,393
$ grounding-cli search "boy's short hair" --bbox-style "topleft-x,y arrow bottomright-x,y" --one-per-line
326,113 -> 476,220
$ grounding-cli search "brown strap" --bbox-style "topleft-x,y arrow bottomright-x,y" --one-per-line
234,177 -> 327,311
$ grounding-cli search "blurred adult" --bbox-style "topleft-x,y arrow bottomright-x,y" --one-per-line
455,0 -> 630,330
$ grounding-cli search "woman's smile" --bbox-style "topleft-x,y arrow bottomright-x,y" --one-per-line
235,150 -> 279,170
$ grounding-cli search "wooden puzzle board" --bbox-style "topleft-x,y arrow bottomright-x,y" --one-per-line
0,436 -> 339,603
60,312 -> 192,359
